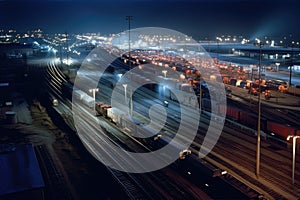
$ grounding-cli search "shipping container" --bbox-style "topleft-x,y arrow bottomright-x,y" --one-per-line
267,121 -> 296,139
82,95 -> 94,108
218,104 -> 227,116
226,106 -> 240,121
239,111 -> 268,130
99,104 -> 111,117
296,130 -> 300,144
107,107 -> 127,125
73,89 -> 87,100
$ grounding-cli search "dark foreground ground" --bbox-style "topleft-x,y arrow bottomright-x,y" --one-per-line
0,99 -> 128,200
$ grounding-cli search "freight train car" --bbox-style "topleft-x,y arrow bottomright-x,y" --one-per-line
73,89 -> 87,100
201,98 -> 299,141
82,95 -> 94,108
218,104 -> 240,121
95,101 -> 105,116
107,107 -> 127,126
72,89 -> 96,108
267,121 -> 298,140
239,111 -> 267,131
95,102 -> 111,117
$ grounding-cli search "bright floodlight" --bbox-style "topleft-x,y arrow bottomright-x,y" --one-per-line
162,70 -> 167,78
62,58 -> 73,65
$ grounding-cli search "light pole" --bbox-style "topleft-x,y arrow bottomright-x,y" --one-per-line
254,39 -> 263,178
65,32 -> 69,67
162,70 -> 167,78
122,84 -> 127,103
118,73 -> 123,79
287,135 -> 300,184
126,15 -> 133,116
59,43 -> 63,67
275,62 -> 280,72
289,41 -> 294,86
89,88 -> 99,114
199,82 -> 202,112
216,37 -> 222,62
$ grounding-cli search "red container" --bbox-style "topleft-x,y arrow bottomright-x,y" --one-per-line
226,106 -> 240,121
267,121 -> 296,139
239,111 -> 257,129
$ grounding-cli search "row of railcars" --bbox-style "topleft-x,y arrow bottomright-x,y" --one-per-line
202,98 -> 300,141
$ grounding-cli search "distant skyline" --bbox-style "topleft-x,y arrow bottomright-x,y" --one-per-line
1,0 -> 300,41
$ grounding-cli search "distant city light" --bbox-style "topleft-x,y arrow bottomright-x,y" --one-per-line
62,58 -> 73,65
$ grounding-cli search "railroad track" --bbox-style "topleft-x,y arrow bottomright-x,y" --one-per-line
72,104 -> 209,199
49,60 -> 299,199
108,168 -> 153,200
140,101 -> 298,199
44,63 -> 154,200
35,144 -> 74,200
95,111 -> 217,199
47,63 -> 213,199
195,112 -> 299,199
205,152 -> 285,199
230,92 -> 300,129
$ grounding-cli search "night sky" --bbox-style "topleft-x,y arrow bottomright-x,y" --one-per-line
1,0 -> 300,40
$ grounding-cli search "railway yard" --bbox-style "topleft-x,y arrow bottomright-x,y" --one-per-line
1,43 -> 300,199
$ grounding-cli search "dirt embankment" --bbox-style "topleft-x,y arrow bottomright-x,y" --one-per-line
1,99 -> 68,147
1,98 -> 127,199
29,98 -> 81,161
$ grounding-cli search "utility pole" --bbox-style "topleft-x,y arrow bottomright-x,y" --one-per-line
65,31 -> 69,65
126,16 -> 133,116
89,88 -> 99,114
287,135 -> 300,184
249,68 -> 255,107
289,41 -> 294,86
254,40 -> 263,178
59,43 -> 63,67
199,82 -> 202,113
